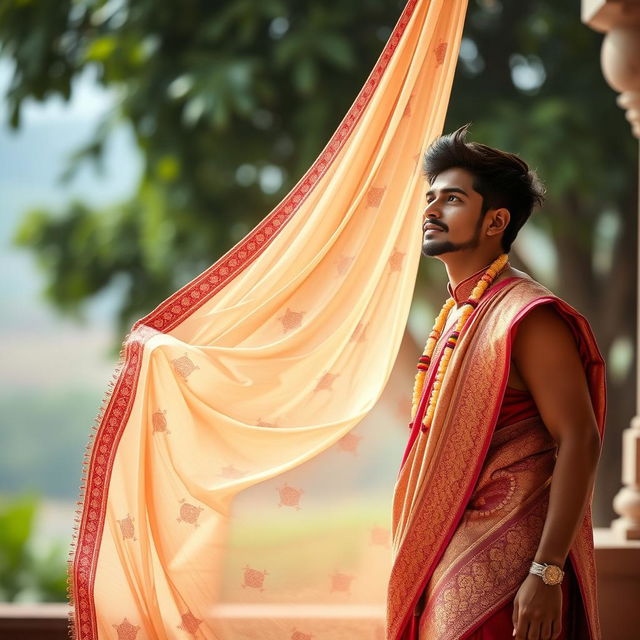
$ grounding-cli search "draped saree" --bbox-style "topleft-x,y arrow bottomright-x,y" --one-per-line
67,1 -> 472,639
387,276 -> 606,640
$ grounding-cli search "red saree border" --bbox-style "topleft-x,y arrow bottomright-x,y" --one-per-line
390,282 -> 524,638
133,0 -> 420,335
424,472 -> 553,639
400,276 -> 522,470
67,2 -> 422,638
388,281 -> 606,640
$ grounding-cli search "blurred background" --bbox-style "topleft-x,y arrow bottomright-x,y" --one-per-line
0,0 -> 635,603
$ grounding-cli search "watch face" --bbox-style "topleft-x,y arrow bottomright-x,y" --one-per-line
543,565 -> 563,585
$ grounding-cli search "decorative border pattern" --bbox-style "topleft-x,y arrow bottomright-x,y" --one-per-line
67,2 -> 420,639
134,0 -> 420,335
388,283 -> 525,638
386,282 -> 607,640
419,494 -> 550,639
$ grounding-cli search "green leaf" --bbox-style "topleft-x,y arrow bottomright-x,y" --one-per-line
315,33 -> 356,70
84,36 -> 118,62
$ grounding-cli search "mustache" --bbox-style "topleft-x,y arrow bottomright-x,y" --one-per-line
422,219 -> 448,232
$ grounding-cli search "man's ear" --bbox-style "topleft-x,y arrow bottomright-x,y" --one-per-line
485,207 -> 510,237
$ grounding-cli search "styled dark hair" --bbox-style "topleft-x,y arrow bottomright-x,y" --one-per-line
422,123 -> 546,252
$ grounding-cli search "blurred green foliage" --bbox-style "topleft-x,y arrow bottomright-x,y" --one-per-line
0,494 -> 67,602
0,0 -> 636,525
1,0 -> 406,342
1,0 -> 635,338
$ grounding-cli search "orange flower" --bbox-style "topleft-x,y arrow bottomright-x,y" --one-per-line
411,253 -> 509,431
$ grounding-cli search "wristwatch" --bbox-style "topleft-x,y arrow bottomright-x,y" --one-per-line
529,561 -> 564,585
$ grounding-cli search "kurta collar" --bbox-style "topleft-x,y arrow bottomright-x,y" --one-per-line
447,264 -> 492,306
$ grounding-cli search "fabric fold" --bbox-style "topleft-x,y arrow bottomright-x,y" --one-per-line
68,1 -> 470,638
386,277 -> 606,640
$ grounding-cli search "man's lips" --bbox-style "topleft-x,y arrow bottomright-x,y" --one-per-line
423,224 -> 446,232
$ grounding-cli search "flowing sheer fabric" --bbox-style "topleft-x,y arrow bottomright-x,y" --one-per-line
68,1 -> 470,638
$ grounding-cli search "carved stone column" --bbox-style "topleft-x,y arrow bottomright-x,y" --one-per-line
611,416 -> 640,539
583,1 -> 640,542
582,4 -> 640,638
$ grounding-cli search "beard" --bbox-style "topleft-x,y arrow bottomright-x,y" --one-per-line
421,212 -> 484,257
421,233 -> 480,256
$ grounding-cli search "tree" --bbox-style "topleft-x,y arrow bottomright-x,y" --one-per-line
2,0 -> 404,337
2,0 -> 634,525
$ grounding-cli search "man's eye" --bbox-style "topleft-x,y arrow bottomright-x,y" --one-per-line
448,195 -> 459,201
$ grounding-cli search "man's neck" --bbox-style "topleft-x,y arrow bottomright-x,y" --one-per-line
442,251 -> 504,292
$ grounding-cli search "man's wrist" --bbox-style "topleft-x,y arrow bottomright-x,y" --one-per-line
533,549 -> 568,570
533,553 -> 565,569
529,560 -> 565,585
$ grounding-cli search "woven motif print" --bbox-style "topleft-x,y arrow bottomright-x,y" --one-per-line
386,278 -> 605,640
388,283 -> 529,635
112,618 -> 140,640
419,502 -> 548,639
419,416 -> 559,639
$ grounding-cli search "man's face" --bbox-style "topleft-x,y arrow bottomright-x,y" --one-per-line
421,167 -> 486,258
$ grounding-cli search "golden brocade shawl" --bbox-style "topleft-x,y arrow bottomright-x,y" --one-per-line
387,277 -> 606,640
68,1 -> 471,639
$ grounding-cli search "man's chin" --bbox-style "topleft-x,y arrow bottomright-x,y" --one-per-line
421,241 -> 456,257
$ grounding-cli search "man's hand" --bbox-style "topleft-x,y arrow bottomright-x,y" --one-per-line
512,573 -> 562,640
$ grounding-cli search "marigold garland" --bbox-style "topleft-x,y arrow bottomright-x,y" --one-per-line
411,253 -> 509,431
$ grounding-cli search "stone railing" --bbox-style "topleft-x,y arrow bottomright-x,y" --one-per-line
0,603 -> 69,640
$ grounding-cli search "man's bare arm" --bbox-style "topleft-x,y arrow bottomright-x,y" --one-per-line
513,303 -> 601,567
510,303 -> 601,640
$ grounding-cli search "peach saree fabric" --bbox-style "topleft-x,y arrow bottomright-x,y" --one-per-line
387,277 -> 606,640
68,1 -> 470,638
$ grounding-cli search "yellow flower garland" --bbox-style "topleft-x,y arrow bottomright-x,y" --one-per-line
411,253 -> 509,431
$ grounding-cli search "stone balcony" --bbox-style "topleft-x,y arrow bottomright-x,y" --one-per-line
2,535 -> 638,640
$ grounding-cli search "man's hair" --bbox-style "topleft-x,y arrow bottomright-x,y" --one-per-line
422,123 -> 546,252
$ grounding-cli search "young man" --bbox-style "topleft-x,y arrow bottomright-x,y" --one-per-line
386,125 -> 606,640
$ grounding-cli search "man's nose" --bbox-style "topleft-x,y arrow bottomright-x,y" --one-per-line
423,198 -> 441,215
422,202 -> 441,224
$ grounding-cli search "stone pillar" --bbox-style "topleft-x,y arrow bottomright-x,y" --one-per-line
582,3 -> 640,637
583,1 -> 640,542
612,415 -> 640,539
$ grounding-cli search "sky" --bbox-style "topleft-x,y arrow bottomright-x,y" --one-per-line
0,58 -> 143,547
0,58 -> 141,389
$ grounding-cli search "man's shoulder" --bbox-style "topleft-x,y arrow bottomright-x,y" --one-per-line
497,269 -> 558,304
484,270 -> 579,332
500,272 -> 583,330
